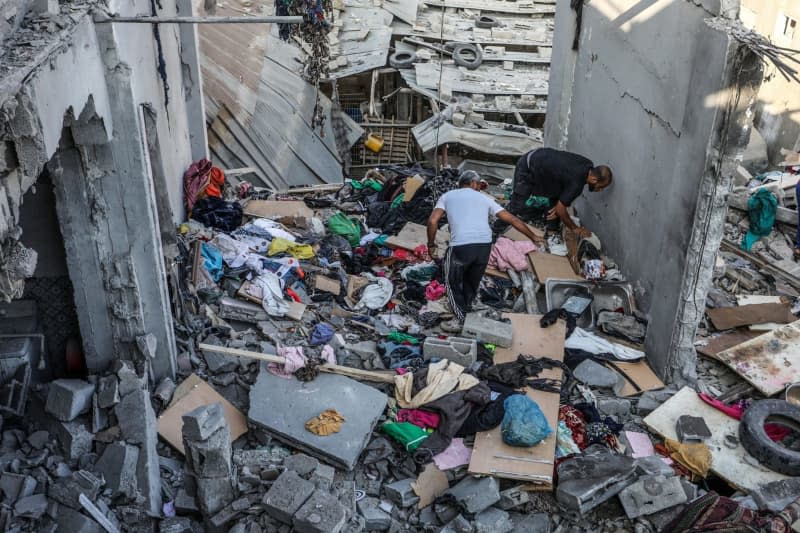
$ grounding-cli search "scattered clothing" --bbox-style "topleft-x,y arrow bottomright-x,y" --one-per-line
355,274 -> 393,311
741,189 -> 777,251
309,323 -> 335,346
401,262 -> 438,283
425,280 -> 446,301
268,346 -> 306,379
268,237 -> 315,259
699,393 -> 789,442
397,409 -> 441,430
596,311 -> 646,344
305,409 -> 345,436
249,272 -> 290,317
556,420 -> 581,458
664,438 -> 712,478
664,491 -> 800,532
564,328 -> 645,360
382,422 -> 429,452
488,237 -> 538,272
478,354 -> 567,388
432,438 -> 473,470
394,360 -> 479,409
200,243 -> 223,282
191,197 -> 243,232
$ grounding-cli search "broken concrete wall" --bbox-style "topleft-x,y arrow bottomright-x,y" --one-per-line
0,3 -> 206,378
545,0 -> 759,380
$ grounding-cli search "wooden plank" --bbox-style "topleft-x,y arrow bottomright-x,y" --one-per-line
485,267 -> 510,280
706,303 -> 794,330
198,343 -> 397,384
468,314 -> 566,487
716,319 -> 800,396
696,330 -> 762,360
609,360 -> 664,397
644,386 -> 788,492
736,295 -> 787,331
157,374 -> 248,454
243,200 -> 314,220
528,251 -> 582,283
720,240 -> 800,290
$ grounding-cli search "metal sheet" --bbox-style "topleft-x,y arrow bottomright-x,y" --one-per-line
329,7 -> 393,79
412,114 -> 542,155
381,0 -> 419,24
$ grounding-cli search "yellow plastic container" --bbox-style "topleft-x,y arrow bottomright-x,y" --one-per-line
365,133 -> 384,153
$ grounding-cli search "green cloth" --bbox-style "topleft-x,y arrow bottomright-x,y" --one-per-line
525,195 -> 551,208
381,422 -> 429,452
351,178 -> 383,191
374,234 -> 389,246
390,195 -> 404,209
387,331 -> 419,344
326,212 -> 362,246
741,189 -> 777,251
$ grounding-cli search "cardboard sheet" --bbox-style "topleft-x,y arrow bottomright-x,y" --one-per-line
484,267 -> 511,280
468,314 -> 565,488
385,222 -> 449,254
157,374 -> 248,454
243,200 -> 314,222
528,251 -> 582,283
696,330 -> 762,360
715,319 -> 800,396
736,295 -> 787,331
503,223 -> 545,241
608,360 -> 664,397
644,386 -> 788,492
706,303 -> 794,330
412,464 -> 449,509
314,275 -> 341,294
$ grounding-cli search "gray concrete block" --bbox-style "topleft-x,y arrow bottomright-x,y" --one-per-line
181,402 -> 226,441
116,389 -> 162,517
357,497 -> 391,531
0,472 -> 35,501
48,470 -> 102,510
14,493 -> 48,519
45,379 -> 95,421
248,364 -> 387,470
440,514 -> 472,533
497,485 -> 530,510
284,453 -> 320,477
293,489 -> 347,533
196,474 -> 236,516
675,415 -> 711,443
116,361 -> 146,397
474,507 -> 513,533
310,463 -> 336,491
384,478 -> 419,508
52,419 -> 94,462
184,425 -> 233,478
174,489 -> 199,515
510,512 -> 550,533
263,470 -> 315,524
444,476 -> 500,514
618,475 -> 687,519
27,430 -> 50,450
56,506 -> 103,533
461,313 -> 514,347
556,445 -> 638,515
634,455 -> 675,477
422,336 -> 477,366
96,376 -> 120,408
159,517 -> 194,533
93,442 -> 139,498
751,477 -> 800,513
597,398 -> 631,418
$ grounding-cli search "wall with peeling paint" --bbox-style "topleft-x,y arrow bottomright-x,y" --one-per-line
545,0 -> 739,378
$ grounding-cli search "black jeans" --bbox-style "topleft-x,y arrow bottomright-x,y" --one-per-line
445,243 -> 492,321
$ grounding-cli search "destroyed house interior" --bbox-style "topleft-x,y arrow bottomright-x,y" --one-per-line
0,0 -> 800,531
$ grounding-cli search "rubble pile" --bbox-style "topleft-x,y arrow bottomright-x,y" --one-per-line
1,159 -> 800,533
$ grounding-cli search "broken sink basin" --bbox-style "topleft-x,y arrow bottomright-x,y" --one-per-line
248,363 -> 387,471
545,279 -> 636,329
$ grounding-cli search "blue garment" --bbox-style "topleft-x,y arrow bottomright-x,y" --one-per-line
201,243 -> 223,282
310,323 -> 335,346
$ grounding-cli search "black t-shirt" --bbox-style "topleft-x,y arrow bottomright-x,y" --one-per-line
524,148 -> 593,206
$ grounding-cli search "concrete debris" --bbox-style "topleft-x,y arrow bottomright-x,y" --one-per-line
264,470 -> 316,524
461,312 -> 514,347
292,489 -> 347,533
556,446 -> 638,515
45,379 -> 95,421
444,476 -> 501,515
618,475 -> 687,519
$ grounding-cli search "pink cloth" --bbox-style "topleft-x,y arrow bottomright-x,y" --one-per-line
268,345 -> 336,379
425,280 -> 446,300
488,237 -> 537,272
699,393 -> 789,442
397,409 -> 441,429
432,438 -> 473,470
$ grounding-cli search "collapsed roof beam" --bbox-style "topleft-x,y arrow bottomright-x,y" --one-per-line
93,14 -> 304,24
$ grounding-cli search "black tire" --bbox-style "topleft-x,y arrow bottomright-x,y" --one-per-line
739,399 -> 800,476
389,51 -> 416,69
452,43 -> 483,70
475,15 -> 499,29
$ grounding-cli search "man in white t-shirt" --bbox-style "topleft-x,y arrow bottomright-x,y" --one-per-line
427,171 -> 543,322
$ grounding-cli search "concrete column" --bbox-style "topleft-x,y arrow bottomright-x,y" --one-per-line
176,0 -> 209,162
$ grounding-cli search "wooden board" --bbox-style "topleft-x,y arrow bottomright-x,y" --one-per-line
696,330 -> 762,360
706,303 -> 794,330
716,319 -> 800,396
243,200 -> 314,221
528,251 -> 582,283
609,360 -> 664,397
503,223 -> 545,242
385,222 -> 449,254
644,386 -> 788,491
157,374 -> 248,454
314,275 -> 341,294
468,314 -> 566,488
736,295 -> 786,331
484,267 -> 511,280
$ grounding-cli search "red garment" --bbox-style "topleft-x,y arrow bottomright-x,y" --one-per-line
392,249 -> 411,261
183,158 -> 213,211
698,393 -> 789,441
425,280 -> 446,301
397,409 -> 441,430
559,405 -> 588,450
204,166 -> 225,198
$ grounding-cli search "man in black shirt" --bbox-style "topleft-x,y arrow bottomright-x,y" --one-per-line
508,148 -> 612,238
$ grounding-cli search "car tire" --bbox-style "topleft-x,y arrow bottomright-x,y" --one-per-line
739,399 -> 800,476
452,43 -> 483,70
475,15 -> 499,29
389,51 -> 416,69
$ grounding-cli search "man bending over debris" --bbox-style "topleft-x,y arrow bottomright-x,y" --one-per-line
508,147 -> 612,237
427,170 -> 542,324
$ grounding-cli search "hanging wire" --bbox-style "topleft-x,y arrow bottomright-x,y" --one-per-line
432,2 -> 447,176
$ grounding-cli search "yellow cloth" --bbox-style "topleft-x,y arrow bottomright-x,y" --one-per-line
664,438 -> 712,478
394,360 -> 480,409
403,175 -> 425,202
305,409 -> 345,436
268,237 -> 314,259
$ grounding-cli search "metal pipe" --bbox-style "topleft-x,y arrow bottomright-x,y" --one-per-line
93,14 -> 304,24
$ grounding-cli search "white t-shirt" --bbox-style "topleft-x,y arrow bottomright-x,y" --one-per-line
434,188 -> 505,246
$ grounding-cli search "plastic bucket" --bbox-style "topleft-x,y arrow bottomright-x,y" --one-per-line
365,133 -> 384,153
